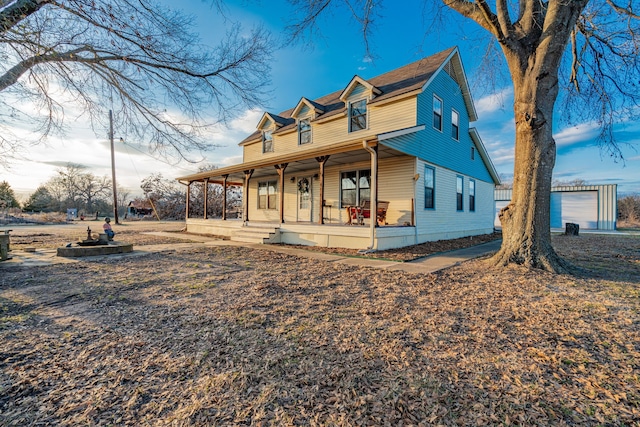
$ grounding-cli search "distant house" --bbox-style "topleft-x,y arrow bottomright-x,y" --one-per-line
177,47 -> 500,250
495,185 -> 618,231
126,200 -> 153,218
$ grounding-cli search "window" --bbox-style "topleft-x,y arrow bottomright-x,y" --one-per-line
433,95 -> 442,131
258,180 -> 277,209
456,176 -> 464,211
340,169 -> 370,207
262,130 -> 273,153
471,147 -> 475,160
424,166 -> 435,209
451,109 -> 459,140
298,118 -> 311,145
469,179 -> 476,212
349,99 -> 367,132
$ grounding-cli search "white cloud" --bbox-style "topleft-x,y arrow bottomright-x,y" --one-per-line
553,122 -> 600,147
229,108 -> 262,134
475,87 -> 513,116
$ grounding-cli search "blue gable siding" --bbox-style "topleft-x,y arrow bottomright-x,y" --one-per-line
381,69 -> 493,183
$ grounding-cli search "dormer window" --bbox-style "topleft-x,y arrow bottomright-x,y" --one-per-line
262,130 -> 273,153
298,118 -> 311,145
349,99 -> 367,132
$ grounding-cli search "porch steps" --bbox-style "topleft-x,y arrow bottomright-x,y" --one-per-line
230,225 -> 280,244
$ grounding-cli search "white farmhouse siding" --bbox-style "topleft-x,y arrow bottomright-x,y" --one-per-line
377,156 -> 416,226
415,159 -> 494,242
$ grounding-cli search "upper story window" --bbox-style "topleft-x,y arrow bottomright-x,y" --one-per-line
262,130 -> 273,153
451,109 -> 459,140
456,176 -> 464,211
469,179 -> 476,212
424,166 -> 435,209
471,147 -> 475,160
349,99 -> 367,132
433,95 -> 443,131
298,118 -> 311,145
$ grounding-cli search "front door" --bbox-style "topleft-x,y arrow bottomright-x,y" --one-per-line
297,177 -> 312,222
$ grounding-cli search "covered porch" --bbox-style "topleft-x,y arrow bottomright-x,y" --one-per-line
176,135 -> 420,250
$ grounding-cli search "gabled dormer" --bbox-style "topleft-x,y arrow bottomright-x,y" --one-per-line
256,113 -> 294,153
291,98 -> 324,146
339,76 -> 382,102
291,97 -> 325,119
339,76 -> 382,133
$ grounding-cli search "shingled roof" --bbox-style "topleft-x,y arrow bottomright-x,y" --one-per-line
240,47 -> 470,145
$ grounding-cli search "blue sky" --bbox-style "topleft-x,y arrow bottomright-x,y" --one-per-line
2,0 -> 639,200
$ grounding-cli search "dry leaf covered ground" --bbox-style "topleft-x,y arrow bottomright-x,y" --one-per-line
0,226 -> 639,426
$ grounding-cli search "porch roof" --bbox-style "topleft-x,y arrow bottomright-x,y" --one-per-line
176,137 -> 409,184
176,139 -> 372,183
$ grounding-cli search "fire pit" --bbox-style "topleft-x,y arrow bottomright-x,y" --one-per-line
56,226 -> 133,258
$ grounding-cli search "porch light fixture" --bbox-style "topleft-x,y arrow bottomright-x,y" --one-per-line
290,176 -> 296,182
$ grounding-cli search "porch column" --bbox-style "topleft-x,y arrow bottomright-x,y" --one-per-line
362,140 -> 378,251
203,178 -> 209,220
185,181 -> 191,220
316,156 -> 330,224
243,169 -> 254,222
275,163 -> 288,224
222,174 -> 228,220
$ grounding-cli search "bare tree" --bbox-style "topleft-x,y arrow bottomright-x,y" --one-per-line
618,194 -> 640,226
73,172 -> 111,213
40,163 -> 111,212
140,172 -> 186,220
0,0 -> 272,163
285,0 -> 640,272
116,185 -> 131,218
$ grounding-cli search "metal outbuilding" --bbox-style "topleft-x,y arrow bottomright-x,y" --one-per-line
495,184 -> 617,230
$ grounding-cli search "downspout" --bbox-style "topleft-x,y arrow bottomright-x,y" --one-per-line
361,139 -> 377,252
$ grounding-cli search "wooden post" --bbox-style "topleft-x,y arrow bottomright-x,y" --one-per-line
316,156 -> 330,224
109,110 -> 120,224
243,169 -> 254,222
222,174 -> 228,220
203,178 -> 209,220
275,163 -> 288,224
185,181 -> 191,220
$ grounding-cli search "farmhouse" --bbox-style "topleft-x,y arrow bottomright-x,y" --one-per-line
177,47 -> 500,250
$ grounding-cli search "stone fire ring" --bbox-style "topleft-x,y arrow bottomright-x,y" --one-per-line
57,242 -> 134,258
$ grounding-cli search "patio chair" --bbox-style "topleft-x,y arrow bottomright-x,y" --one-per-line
348,200 -> 389,225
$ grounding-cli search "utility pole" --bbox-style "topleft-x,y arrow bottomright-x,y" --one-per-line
109,110 -> 120,224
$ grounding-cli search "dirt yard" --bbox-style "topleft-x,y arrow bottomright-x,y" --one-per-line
0,227 -> 639,425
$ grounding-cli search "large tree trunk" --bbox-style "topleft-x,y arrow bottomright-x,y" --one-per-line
491,55 -> 573,273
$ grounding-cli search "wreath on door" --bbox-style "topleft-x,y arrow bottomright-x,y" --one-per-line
297,178 -> 310,194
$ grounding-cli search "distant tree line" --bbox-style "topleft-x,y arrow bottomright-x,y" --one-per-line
618,194 -> 640,227
3,163 -> 242,221
20,164 -> 117,216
